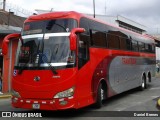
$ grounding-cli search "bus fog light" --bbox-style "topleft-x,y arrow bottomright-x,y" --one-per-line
11,90 -> 21,98
54,87 -> 75,99
13,98 -> 18,103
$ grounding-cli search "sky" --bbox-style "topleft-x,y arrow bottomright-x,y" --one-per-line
1,0 -> 160,34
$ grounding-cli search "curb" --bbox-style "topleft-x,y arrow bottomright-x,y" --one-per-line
156,73 -> 160,78
0,94 -> 12,99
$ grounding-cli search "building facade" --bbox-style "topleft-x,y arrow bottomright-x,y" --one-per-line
0,10 -> 25,93
86,14 -> 147,35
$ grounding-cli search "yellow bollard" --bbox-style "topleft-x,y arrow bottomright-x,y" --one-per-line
158,98 -> 160,106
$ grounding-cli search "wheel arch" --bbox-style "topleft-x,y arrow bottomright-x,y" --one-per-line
93,78 -> 108,108
142,72 -> 146,80
97,78 -> 108,100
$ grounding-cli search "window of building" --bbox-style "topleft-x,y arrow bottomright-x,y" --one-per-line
119,21 -> 143,34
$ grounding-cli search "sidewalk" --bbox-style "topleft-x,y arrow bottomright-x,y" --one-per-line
0,92 -> 12,99
156,72 -> 160,78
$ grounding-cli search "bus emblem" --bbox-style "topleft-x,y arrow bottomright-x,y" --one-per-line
13,70 -> 17,76
34,76 -> 40,82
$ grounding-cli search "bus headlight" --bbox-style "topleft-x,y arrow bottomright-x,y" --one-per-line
54,87 -> 75,99
11,90 -> 21,98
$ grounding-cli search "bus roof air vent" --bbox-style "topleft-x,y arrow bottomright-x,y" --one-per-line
27,11 -> 75,21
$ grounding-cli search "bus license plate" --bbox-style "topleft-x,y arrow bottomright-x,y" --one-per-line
32,104 -> 40,109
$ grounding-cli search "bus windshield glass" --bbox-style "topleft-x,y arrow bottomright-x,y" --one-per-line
22,18 -> 77,35
15,18 -> 77,69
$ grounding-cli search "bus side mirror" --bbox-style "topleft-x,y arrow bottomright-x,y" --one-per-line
2,33 -> 21,55
69,28 -> 85,51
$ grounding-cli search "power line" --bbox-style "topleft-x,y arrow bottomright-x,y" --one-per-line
0,1 -> 34,17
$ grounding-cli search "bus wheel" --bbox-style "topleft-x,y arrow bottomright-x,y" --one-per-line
139,76 -> 146,91
94,83 -> 103,108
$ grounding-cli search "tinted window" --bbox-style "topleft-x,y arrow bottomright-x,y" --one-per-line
91,30 -> 106,47
152,44 -> 155,53
120,37 -> 127,50
22,19 -> 77,35
79,18 -> 89,34
108,33 -> 120,49
132,40 -> 138,51
138,42 -> 145,52
126,39 -> 132,50
148,44 -> 152,53
78,34 -> 89,69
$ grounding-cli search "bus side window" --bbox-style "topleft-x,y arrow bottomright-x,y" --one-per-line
120,37 -> 127,50
126,39 -> 132,50
152,44 -> 155,53
148,44 -> 152,53
78,34 -> 89,69
107,34 -> 120,49
91,30 -> 107,48
139,42 -> 145,52
132,40 -> 138,52
144,44 -> 155,53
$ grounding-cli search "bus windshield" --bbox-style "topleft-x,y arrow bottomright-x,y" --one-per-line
22,18 -> 77,35
15,18 -> 77,70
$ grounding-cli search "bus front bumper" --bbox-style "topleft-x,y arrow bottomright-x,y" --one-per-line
11,96 -> 76,110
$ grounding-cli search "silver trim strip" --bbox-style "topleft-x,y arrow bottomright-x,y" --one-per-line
22,34 -> 43,39
22,33 -> 70,39
40,63 -> 74,67
45,33 -> 70,37
18,63 -> 74,67
40,63 -> 67,67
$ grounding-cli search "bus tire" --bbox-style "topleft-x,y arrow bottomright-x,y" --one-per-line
94,83 -> 103,108
139,76 -> 146,91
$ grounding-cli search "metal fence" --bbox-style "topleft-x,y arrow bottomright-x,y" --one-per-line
0,1 -> 34,17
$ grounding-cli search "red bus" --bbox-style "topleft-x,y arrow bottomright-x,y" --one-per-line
2,11 -> 156,110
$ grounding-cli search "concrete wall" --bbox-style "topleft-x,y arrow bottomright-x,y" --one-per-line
0,36 -> 18,93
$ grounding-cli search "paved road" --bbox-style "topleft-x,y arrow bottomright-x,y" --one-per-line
0,77 -> 160,120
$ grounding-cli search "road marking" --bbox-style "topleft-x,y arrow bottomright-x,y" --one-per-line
149,87 -> 160,90
151,96 -> 159,98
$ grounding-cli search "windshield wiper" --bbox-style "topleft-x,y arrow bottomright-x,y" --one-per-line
40,53 -> 58,75
35,20 -> 60,75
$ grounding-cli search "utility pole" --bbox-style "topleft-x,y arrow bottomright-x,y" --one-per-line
8,9 -> 10,26
3,0 -> 6,11
93,0 -> 95,18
